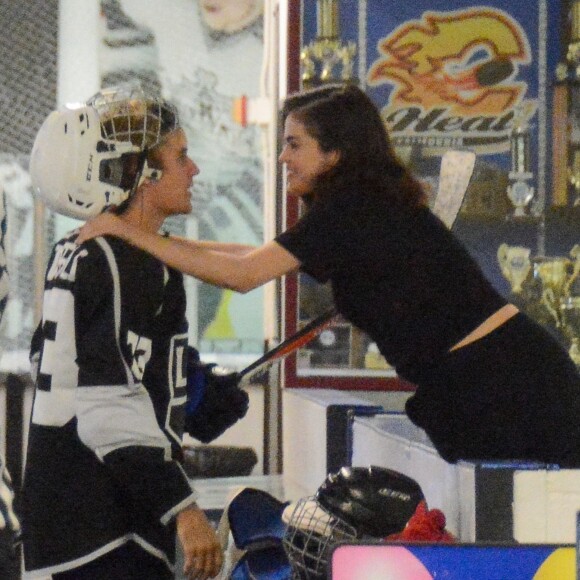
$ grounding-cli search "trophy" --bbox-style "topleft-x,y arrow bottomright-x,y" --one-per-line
533,256 -> 573,327
560,246 -> 580,365
565,244 -> 580,296
570,150 -> 580,207
561,297 -> 580,367
555,0 -> 580,206
506,106 -> 535,217
569,0 -> 580,77
301,0 -> 357,88
499,243 -> 580,364
567,1 -> 580,207
497,243 -> 532,294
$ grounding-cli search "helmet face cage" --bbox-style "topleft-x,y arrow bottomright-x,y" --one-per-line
282,496 -> 358,580
282,466 -> 424,579
88,83 -> 179,154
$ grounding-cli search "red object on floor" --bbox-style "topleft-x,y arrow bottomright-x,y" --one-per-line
386,500 -> 457,543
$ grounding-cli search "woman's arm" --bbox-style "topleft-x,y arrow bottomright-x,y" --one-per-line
171,236 -> 256,256
177,240 -> 299,292
77,213 -> 300,292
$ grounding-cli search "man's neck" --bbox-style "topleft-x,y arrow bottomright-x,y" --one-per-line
119,202 -> 165,235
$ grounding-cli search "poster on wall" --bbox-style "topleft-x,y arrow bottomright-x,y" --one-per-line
286,0 -> 565,389
98,0 -> 266,362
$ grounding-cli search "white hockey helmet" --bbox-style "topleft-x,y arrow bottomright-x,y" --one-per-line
29,84 -> 179,220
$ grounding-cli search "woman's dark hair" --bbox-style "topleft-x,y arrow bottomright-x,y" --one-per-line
282,84 -> 426,209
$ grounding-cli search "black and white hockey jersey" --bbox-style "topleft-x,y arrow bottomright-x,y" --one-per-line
22,231 -> 195,577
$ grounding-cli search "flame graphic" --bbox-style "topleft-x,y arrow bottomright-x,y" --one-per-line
368,9 -> 531,115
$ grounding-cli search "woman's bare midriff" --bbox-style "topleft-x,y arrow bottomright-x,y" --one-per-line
449,303 -> 520,352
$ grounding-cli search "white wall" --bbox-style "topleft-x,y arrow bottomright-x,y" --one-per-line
54,0 -> 101,239
282,388 -> 411,500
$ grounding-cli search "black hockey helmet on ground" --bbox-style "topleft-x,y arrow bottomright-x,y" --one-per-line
315,465 -> 424,538
282,465 -> 424,579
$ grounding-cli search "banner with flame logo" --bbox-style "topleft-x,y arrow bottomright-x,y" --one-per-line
368,6 -> 535,155
363,1 -> 550,160
300,0 -> 562,194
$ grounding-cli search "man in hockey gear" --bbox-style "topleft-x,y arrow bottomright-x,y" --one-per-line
282,466 -> 424,579
185,346 -> 249,444
23,84 -> 222,579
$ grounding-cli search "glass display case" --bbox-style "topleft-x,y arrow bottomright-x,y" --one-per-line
282,0 -> 577,390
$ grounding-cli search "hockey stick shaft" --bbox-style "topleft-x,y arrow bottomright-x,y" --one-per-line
432,150 -> 476,229
239,308 -> 338,379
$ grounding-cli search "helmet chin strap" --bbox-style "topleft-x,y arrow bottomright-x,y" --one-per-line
140,164 -> 162,185
132,151 -> 162,196
129,158 -> 164,224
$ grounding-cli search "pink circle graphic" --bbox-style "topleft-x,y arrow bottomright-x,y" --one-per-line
331,545 -> 434,580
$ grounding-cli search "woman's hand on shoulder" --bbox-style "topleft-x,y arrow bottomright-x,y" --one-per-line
76,212 -> 123,244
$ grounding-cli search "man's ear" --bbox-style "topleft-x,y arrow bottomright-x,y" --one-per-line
326,150 -> 340,170
136,166 -> 162,192
142,167 -> 161,183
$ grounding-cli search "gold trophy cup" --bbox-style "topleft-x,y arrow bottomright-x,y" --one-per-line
533,256 -> 574,327
300,0 -> 357,88
561,296 -> 580,366
497,244 -> 532,294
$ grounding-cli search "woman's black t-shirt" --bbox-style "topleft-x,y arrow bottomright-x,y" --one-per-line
275,194 -> 507,382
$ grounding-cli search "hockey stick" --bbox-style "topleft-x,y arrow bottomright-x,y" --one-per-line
238,150 -> 476,382
431,149 -> 476,229
238,307 -> 338,381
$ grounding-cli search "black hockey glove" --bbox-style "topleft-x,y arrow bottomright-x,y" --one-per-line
184,347 -> 250,444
